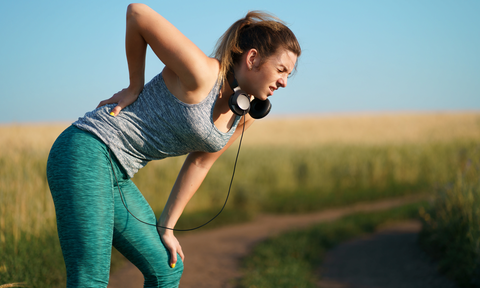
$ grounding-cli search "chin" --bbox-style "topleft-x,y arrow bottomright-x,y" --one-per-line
253,94 -> 269,101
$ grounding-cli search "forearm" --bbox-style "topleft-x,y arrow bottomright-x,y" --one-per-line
158,116 -> 255,233
125,5 -> 147,94
158,153 -> 212,232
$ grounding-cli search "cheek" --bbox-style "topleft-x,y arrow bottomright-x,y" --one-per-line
244,70 -> 270,94
245,74 -> 262,91
255,71 -> 270,85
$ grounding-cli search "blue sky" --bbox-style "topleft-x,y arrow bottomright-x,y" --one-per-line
1,0 -> 479,123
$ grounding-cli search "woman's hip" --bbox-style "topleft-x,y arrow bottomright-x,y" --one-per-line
46,125 -> 127,198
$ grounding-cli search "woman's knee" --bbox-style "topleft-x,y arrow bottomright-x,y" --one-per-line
143,256 -> 184,288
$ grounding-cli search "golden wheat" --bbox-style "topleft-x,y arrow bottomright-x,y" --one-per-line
0,123 -> 69,151
2,112 -> 479,150
244,111 -> 480,147
1,112 -> 479,241
0,284 -> 28,288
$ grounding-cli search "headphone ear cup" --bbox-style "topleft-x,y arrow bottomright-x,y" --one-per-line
229,90 -> 251,116
249,98 -> 272,119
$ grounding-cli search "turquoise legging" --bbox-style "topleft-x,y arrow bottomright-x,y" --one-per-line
46,126 -> 183,287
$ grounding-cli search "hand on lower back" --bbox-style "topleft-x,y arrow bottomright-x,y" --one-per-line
96,87 -> 141,117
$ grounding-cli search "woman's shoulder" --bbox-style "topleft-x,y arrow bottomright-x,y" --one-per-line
162,58 -> 221,104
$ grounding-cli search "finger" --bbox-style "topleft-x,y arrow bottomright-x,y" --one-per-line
109,105 -> 123,117
97,100 -> 108,109
110,95 -> 137,116
177,245 -> 185,262
97,95 -> 119,109
169,249 -> 177,268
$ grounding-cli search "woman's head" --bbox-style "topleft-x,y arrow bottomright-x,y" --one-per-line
213,11 -> 301,86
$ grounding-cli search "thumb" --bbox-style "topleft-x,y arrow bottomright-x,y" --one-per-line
109,105 -> 123,117
109,95 -> 137,117
169,250 -> 177,268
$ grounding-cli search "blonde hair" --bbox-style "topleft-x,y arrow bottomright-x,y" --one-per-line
213,11 -> 301,84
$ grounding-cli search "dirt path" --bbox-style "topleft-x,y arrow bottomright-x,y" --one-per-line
317,221 -> 458,288
107,195 -> 427,288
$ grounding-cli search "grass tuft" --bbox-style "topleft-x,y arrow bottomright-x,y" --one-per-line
419,147 -> 480,288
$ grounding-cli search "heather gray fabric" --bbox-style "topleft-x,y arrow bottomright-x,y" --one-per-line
74,72 -> 241,178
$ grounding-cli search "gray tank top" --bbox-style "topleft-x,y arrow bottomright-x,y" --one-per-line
74,72 -> 241,178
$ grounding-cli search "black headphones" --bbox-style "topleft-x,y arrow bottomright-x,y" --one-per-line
228,76 -> 272,119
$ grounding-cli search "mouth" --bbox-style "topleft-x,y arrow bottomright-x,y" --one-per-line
268,86 -> 277,96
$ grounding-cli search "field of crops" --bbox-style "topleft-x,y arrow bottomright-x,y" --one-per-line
1,112 -> 479,286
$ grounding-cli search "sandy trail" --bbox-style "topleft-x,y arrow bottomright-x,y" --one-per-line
108,195 -> 427,288
317,221 -> 458,288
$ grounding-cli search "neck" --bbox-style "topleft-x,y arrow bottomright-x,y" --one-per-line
222,71 -> 236,97
228,70 -> 240,89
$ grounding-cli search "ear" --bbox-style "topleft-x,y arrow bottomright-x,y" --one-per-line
245,48 -> 259,70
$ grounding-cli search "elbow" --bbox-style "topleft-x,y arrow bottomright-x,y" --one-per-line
126,3 -> 147,20
187,152 -> 216,171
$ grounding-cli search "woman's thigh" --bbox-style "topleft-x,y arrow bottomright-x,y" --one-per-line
47,126 -> 115,287
112,179 -> 184,288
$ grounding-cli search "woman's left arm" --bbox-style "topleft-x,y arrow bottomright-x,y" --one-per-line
157,115 -> 255,268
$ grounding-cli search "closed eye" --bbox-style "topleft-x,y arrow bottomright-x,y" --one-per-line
278,68 -> 290,75
278,66 -> 293,78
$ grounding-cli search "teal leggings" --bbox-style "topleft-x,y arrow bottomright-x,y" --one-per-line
46,126 -> 183,287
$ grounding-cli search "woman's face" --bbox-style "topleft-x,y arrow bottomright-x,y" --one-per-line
239,48 -> 298,101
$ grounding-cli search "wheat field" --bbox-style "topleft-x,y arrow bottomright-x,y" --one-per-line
1,111 -> 479,286
2,111 -> 479,149
244,111 -> 480,146
1,112 -> 479,238
1,112 -> 478,238
1,112 -> 479,231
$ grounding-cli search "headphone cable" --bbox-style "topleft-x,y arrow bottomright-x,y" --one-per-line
108,115 -> 246,231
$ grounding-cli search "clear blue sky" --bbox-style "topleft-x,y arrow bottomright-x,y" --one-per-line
1,0 -> 479,123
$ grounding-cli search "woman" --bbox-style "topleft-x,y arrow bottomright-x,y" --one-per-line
47,3 -> 301,287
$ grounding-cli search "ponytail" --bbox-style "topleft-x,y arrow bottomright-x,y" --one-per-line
213,11 -> 301,84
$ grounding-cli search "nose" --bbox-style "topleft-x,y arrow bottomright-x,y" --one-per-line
277,75 -> 288,88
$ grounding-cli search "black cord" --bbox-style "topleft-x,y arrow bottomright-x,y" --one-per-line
108,115 -> 246,231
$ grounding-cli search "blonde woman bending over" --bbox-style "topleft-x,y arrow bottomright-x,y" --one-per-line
47,3 -> 301,287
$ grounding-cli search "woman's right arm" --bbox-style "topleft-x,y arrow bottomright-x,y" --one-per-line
98,3 -> 216,115
97,4 -> 148,115
157,115 -> 255,268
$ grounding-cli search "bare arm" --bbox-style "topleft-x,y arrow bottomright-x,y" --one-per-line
96,4 -> 148,114
98,3 -> 217,115
158,116 -> 255,267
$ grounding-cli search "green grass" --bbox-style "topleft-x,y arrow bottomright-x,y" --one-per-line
419,147 -> 480,288
140,141 -> 476,215
239,202 -> 425,288
1,230 -> 66,287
